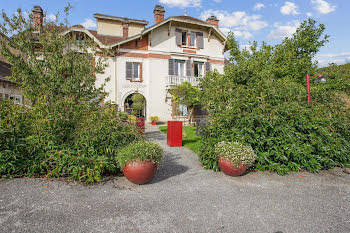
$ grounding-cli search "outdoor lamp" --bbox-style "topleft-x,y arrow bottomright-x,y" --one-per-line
314,74 -> 329,83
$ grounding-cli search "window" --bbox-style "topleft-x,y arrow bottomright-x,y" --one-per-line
132,63 -> 140,81
9,94 -> 23,105
190,33 -> 196,47
176,28 -> 204,49
76,34 -> 85,46
194,62 -> 204,77
135,40 -> 138,48
182,31 -> 187,46
173,102 -> 188,117
175,60 -> 185,76
126,62 -> 142,81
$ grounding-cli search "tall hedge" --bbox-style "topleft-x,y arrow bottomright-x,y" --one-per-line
199,19 -> 350,174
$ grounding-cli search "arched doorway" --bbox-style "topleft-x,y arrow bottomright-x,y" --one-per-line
124,93 -> 146,118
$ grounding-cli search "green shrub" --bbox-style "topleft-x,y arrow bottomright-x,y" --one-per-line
199,20 -> 350,174
116,141 -> 164,169
149,116 -> 159,121
0,100 -> 142,184
215,141 -> 256,167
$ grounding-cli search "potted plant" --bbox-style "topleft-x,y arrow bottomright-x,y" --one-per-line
215,141 -> 256,176
149,116 -> 159,125
117,141 -> 164,184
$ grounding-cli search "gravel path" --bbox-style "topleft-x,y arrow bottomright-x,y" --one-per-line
0,126 -> 349,233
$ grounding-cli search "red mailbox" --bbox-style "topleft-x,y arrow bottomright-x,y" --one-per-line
136,117 -> 145,135
167,121 -> 182,147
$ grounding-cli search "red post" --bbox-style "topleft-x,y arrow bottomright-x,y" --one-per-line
306,74 -> 311,103
167,121 -> 182,147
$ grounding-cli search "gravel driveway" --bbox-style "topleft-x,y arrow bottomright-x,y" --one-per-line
0,126 -> 349,233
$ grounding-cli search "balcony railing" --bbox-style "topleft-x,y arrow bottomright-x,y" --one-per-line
166,75 -> 201,88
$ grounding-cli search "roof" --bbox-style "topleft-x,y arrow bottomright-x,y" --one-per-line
170,16 -> 212,26
88,30 -> 124,46
0,60 -> 13,83
94,13 -> 149,25
109,15 -> 227,48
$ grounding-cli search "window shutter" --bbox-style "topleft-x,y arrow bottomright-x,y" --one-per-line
175,28 -> 182,46
186,60 -> 192,77
126,62 -> 132,80
133,63 -> 139,79
169,59 -> 175,75
196,32 -> 204,49
205,62 -> 211,72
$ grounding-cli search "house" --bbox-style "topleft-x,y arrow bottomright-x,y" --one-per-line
34,5 -> 227,121
0,33 -> 23,104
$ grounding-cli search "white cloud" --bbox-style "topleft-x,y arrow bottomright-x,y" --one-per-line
219,28 -> 252,39
306,12 -> 313,17
200,9 -> 268,31
311,0 -> 336,14
81,18 -> 97,29
253,3 -> 265,11
159,0 -> 201,8
267,20 -> 300,40
315,52 -> 350,58
47,13 -> 57,22
280,1 -> 299,15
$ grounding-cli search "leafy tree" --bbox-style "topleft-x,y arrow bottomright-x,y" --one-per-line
199,19 -> 350,174
131,93 -> 146,117
0,6 -> 142,183
169,82 -> 201,122
0,6 -> 108,104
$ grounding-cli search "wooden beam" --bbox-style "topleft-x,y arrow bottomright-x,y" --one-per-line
168,21 -> 172,36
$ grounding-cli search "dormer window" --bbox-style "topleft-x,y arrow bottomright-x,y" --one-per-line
176,28 -> 204,49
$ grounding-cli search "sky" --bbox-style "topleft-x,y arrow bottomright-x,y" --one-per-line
1,0 -> 348,67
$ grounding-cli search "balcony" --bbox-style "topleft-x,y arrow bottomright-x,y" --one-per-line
166,75 -> 201,88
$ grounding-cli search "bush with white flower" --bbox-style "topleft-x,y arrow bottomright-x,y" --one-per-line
215,141 -> 256,167
116,141 -> 164,168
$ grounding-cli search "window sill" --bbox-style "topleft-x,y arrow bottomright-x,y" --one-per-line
178,45 -> 200,50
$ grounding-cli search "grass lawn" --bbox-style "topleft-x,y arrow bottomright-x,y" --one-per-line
159,126 -> 201,154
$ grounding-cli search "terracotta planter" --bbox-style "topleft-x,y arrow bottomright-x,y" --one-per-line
123,160 -> 157,184
151,120 -> 157,125
218,157 -> 247,176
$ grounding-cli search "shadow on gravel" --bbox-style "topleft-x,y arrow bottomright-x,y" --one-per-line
150,151 -> 189,183
145,130 -> 166,141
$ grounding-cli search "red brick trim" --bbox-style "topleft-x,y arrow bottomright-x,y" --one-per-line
208,59 -> 224,64
148,53 -> 171,59
183,49 -> 196,54
118,52 -> 171,60
118,52 -> 149,58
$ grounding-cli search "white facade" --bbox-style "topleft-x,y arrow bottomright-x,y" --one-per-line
91,15 -> 226,122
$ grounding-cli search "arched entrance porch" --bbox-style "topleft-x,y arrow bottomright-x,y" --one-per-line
123,92 -> 146,118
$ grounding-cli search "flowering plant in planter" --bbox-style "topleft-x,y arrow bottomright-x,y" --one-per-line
215,141 -> 256,176
116,140 -> 164,184
149,116 -> 159,125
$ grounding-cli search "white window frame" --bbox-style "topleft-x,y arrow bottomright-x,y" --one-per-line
190,32 -> 196,47
194,62 -> 204,77
175,60 -> 185,77
132,63 -> 140,81
9,94 -> 23,105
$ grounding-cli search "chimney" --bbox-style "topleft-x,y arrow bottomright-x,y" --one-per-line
122,18 -> 129,39
206,16 -> 219,28
153,5 -> 165,24
32,5 -> 43,32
